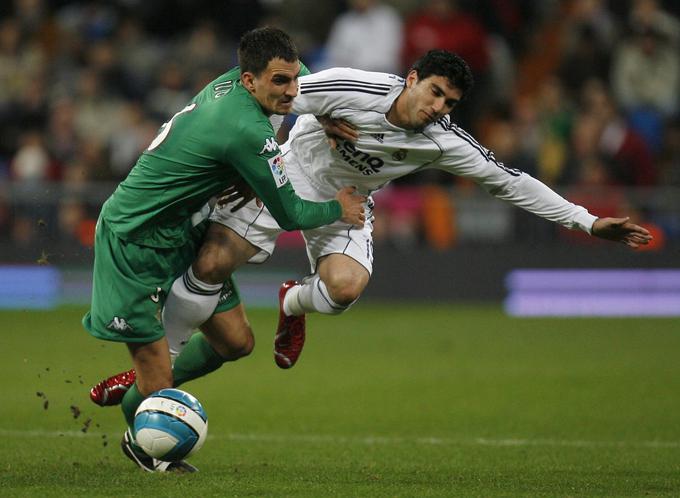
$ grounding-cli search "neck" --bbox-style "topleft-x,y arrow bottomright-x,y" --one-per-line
386,91 -> 408,129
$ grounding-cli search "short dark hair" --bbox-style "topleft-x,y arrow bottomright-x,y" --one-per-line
410,50 -> 474,100
238,27 -> 299,76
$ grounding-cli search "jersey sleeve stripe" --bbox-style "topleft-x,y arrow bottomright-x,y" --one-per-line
301,79 -> 392,90
300,87 -> 390,96
437,117 -> 522,177
301,82 -> 392,92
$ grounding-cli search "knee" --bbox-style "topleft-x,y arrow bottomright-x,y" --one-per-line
229,327 -> 255,360
211,325 -> 255,361
192,250 -> 231,285
324,275 -> 364,306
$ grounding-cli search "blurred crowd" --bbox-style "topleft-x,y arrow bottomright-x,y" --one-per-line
1,0 -> 679,256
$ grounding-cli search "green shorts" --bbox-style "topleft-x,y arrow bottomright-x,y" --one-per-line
82,218 -> 241,343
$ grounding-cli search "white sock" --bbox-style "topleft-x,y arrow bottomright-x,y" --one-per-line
162,266 -> 223,357
283,275 -> 351,316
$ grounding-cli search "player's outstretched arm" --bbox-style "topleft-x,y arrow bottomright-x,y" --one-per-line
591,217 -> 653,248
335,186 -> 366,227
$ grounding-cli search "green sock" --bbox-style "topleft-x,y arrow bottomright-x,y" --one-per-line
121,383 -> 145,437
172,332 -> 225,388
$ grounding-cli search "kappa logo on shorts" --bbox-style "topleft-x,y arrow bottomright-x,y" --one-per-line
259,137 -> 279,155
106,316 -> 133,333
150,287 -> 162,303
268,154 -> 288,188
218,287 -> 234,304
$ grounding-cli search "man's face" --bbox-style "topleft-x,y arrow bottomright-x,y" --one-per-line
243,58 -> 301,115
401,71 -> 462,129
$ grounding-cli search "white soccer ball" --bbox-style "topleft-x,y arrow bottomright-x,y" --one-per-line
133,388 -> 208,462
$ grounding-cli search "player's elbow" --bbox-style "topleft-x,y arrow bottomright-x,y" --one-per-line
272,206 -> 304,231
276,217 -> 299,231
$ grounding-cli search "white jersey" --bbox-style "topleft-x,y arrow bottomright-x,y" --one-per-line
286,67 -> 596,233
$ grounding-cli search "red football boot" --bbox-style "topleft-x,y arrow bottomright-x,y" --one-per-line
89,369 -> 136,406
274,280 -> 306,369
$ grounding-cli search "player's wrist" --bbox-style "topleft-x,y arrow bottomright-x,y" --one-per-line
330,199 -> 343,220
574,211 -> 599,235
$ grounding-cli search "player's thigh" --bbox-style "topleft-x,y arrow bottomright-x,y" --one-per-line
209,201 -> 282,264
199,304 -> 254,359
83,219 -> 202,343
193,222 -> 261,284
303,218 -> 375,277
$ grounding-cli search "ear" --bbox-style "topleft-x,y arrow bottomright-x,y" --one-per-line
405,70 -> 419,88
241,72 -> 256,93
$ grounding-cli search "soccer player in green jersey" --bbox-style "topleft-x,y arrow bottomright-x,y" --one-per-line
91,49 -> 652,409
83,27 -> 366,472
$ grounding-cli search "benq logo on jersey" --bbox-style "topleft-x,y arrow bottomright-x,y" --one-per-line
106,316 -> 134,333
336,140 -> 385,176
259,137 -> 279,155
268,154 -> 288,188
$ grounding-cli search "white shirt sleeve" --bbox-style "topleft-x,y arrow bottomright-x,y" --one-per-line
432,123 -> 597,233
292,67 -> 401,117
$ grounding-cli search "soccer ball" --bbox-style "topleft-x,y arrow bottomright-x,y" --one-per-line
133,388 -> 208,462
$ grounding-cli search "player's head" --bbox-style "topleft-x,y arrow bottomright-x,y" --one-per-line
239,27 -> 301,115
410,50 -> 474,100
395,50 -> 474,129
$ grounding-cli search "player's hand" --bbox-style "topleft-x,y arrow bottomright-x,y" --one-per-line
317,115 -> 358,149
591,217 -> 653,248
216,180 -> 263,212
335,186 -> 367,227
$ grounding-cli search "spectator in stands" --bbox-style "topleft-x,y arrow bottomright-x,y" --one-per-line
72,68 -> 124,144
108,102 -> 157,179
145,62 -> 191,120
611,22 -> 680,118
402,0 -> 490,73
657,116 -> 680,187
402,0 -> 491,129
324,0 -> 402,74
630,0 -> 680,46
10,131 -> 54,183
46,97 -> 78,165
534,77 -> 575,186
559,23 -> 612,98
581,79 -> 657,186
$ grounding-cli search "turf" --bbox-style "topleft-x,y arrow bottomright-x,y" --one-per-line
1,304 -> 679,497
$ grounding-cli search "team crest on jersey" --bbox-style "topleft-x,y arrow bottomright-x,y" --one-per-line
259,137 -> 279,155
268,154 -> 288,188
392,149 -> 408,161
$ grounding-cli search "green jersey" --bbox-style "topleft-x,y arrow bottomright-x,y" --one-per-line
101,65 -> 339,248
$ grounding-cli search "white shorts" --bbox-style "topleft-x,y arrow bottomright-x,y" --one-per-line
210,199 -> 375,275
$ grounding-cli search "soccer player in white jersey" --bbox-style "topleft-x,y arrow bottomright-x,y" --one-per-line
91,50 -> 651,400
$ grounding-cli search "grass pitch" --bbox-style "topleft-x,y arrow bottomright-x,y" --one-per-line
1,304 -> 679,497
